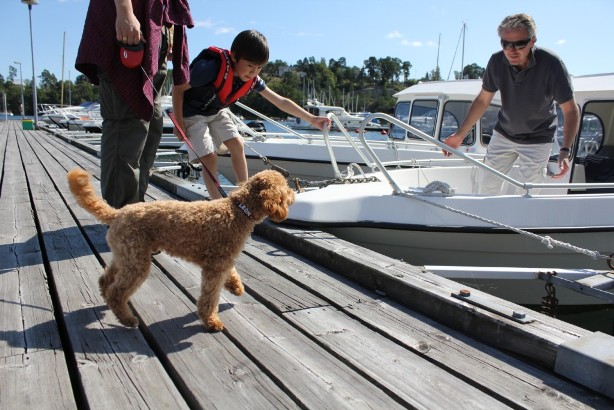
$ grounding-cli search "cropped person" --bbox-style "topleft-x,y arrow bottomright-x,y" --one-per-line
76,0 -> 193,208
173,29 -> 330,199
443,13 -> 580,195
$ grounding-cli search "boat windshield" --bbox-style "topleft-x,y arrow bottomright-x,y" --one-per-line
391,98 -> 500,148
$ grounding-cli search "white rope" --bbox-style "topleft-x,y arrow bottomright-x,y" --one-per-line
400,183 -> 606,261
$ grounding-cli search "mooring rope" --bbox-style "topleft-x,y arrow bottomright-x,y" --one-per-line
400,181 -> 607,261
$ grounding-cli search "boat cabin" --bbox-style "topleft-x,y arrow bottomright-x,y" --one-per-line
390,79 -> 501,155
567,73 -> 614,189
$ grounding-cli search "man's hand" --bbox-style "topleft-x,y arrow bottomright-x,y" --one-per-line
552,151 -> 571,179
442,133 -> 464,157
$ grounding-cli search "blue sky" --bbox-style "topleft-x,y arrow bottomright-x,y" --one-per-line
2,0 -> 613,87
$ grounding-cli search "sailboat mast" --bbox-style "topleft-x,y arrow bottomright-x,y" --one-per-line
61,31 -> 66,107
460,22 -> 466,79
436,32 -> 441,80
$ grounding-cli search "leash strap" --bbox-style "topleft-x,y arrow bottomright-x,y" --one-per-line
166,109 -> 228,198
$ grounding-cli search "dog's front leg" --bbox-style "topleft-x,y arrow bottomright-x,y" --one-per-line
197,268 -> 227,332
224,266 -> 244,296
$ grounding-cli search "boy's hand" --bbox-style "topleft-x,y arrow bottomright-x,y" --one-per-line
311,116 -> 331,131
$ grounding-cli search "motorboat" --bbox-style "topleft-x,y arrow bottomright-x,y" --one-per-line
216,80 -> 501,183
81,96 -> 175,134
282,74 -> 614,305
39,102 -> 100,131
291,99 -> 386,132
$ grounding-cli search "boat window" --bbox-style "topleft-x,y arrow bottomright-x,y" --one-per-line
390,102 -> 410,140
439,101 -> 474,145
557,102 -> 605,159
408,100 -> 438,140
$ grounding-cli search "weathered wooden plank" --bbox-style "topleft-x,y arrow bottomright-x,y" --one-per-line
17,132 -> 190,409
151,249 -> 508,408
0,130 -> 77,409
154,254 -> 409,409
32,132 -> 301,409
242,236 -> 611,409
37,130 -> 179,203
255,222 -> 591,368
230,257 -> 512,408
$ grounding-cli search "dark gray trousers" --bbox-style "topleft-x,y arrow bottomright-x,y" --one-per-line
98,32 -> 168,208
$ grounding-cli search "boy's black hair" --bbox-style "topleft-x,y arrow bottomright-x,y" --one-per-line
231,30 -> 269,65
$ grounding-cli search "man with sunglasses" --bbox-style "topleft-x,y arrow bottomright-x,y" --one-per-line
443,13 -> 579,195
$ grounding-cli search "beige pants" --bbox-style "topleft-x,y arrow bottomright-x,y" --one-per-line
475,131 -> 552,195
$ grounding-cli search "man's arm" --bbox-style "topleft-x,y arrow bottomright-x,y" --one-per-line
552,98 -> 580,178
114,0 -> 141,45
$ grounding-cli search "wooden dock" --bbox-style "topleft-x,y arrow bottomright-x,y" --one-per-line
1,120 -> 612,409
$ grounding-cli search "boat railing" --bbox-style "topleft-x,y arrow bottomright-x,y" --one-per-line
358,112 -> 614,195
234,102 -> 380,178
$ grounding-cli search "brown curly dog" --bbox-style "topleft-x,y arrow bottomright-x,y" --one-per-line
67,168 -> 295,331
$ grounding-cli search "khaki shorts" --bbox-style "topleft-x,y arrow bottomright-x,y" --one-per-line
183,108 -> 242,161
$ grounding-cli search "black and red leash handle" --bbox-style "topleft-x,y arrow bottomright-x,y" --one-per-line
165,109 -> 228,198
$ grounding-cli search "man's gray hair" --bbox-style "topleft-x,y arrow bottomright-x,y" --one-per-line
497,14 -> 537,38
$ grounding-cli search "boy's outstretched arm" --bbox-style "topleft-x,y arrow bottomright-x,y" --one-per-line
259,87 -> 330,130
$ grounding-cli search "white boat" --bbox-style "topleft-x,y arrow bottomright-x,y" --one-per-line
291,99 -> 386,132
216,80 -> 501,183
81,96 -> 175,134
283,74 -> 614,305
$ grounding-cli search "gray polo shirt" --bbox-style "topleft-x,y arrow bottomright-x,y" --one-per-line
482,47 -> 574,144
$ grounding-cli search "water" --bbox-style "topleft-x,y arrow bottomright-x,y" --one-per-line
526,304 -> 614,335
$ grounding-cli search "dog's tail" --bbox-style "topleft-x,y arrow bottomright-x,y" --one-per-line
67,168 -> 118,225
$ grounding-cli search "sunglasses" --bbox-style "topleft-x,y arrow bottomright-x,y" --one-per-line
500,38 -> 532,50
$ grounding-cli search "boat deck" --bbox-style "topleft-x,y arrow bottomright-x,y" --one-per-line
1,120 -> 612,409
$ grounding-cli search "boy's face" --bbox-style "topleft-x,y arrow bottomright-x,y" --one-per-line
231,52 -> 264,82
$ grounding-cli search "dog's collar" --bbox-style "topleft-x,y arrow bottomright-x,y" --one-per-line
232,198 -> 255,220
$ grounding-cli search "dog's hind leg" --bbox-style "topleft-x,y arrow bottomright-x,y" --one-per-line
197,268 -> 228,332
105,255 -> 151,327
99,262 -> 118,301
224,266 -> 244,296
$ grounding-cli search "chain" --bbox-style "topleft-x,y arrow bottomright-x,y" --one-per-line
541,282 -> 559,317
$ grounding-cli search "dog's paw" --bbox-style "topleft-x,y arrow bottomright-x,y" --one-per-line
117,315 -> 139,328
225,280 -> 245,296
119,317 -> 139,327
204,317 -> 224,332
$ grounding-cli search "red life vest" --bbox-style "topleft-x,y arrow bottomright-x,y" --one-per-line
184,47 -> 257,116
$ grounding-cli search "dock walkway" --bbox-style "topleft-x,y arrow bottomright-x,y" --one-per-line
1,120 -> 612,409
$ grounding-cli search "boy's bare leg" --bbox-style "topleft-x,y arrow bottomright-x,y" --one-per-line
224,137 -> 248,183
198,153 -> 222,199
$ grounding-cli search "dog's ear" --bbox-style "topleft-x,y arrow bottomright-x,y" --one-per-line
260,186 -> 291,222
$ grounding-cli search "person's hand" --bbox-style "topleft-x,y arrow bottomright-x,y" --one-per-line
552,152 -> 571,179
310,116 -> 331,131
442,133 -> 464,157
115,9 -> 142,45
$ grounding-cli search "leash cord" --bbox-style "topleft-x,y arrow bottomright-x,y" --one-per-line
166,109 -> 228,198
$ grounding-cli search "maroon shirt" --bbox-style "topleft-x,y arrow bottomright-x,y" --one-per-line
75,0 -> 193,120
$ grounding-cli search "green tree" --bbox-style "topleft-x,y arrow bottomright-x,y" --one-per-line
463,63 -> 485,79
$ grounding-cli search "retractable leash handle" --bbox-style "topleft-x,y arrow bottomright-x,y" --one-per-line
165,108 -> 228,198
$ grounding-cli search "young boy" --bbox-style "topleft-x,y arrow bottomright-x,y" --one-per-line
173,29 -> 330,199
